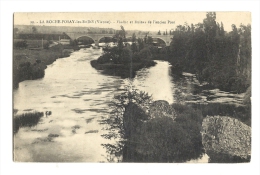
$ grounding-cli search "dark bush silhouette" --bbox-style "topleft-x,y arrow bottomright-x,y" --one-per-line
124,104 -> 205,163
13,112 -> 44,134
129,116 -> 194,162
123,102 -> 149,139
14,40 -> 28,49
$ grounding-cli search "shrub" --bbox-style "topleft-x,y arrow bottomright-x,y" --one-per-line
130,104 -> 205,162
132,116 -> 194,162
43,42 -> 50,49
138,47 -> 152,60
14,40 -> 28,49
13,112 -> 44,134
100,85 -> 152,162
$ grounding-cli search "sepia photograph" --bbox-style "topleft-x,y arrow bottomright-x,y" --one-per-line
12,11 -> 252,163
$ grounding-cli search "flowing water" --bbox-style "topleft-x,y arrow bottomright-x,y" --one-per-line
13,47 -> 245,162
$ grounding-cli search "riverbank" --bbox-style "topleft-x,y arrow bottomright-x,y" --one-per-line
101,87 -> 251,163
13,44 -> 79,89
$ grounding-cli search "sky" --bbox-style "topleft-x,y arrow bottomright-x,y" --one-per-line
14,12 -> 251,32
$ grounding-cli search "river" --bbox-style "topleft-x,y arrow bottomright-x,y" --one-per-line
13,47 -> 245,162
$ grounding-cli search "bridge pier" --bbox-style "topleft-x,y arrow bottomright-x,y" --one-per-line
94,40 -> 99,47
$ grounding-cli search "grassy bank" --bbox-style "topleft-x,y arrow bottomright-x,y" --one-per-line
13,44 -> 79,88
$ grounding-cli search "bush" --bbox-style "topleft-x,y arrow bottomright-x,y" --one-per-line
14,112 -> 44,134
14,61 -> 46,85
43,42 -> 50,49
14,40 -> 28,49
123,102 -> 149,139
130,104 -> 205,162
132,116 -> 194,162
138,47 -> 152,60
121,48 -> 132,65
100,86 -> 152,162
101,87 -> 205,162
97,53 -> 112,64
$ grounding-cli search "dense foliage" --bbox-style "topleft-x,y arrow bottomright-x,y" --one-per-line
101,86 -> 205,162
92,26 -> 156,78
14,112 -> 44,134
14,40 -> 28,49
100,86 -> 152,162
168,12 -> 251,93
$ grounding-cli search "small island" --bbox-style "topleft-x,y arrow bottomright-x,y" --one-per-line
90,26 -> 157,78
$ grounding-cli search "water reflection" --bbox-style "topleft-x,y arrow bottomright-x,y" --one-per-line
14,48 -> 122,162
13,47 -> 247,162
172,72 -> 245,106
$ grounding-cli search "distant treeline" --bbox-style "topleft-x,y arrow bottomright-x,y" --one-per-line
168,12 -> 251,93
14,33 -> 69,40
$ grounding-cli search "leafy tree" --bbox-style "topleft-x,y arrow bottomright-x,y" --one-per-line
147,36 -> 153,45
131,33 -> 138,53
70,39 -> 78,46
18,62 -> 32,80
168,12 -> 251,93
43,42 -> 50,49
32,26 -> 37,33
220,22 -> 225,36
100,86 -> 152,162
137,38 -> 144,51
121,48 -> 133,64
14,40 -> 28,49
203,12 -> 217,59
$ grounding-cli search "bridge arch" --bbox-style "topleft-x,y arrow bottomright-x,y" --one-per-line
64,32 -> 173,47
153,37 -> 167,47
98,36 -> 113,43
76,35 -> 95,43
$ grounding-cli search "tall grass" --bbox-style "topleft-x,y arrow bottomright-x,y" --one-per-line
13,112 -> 44,134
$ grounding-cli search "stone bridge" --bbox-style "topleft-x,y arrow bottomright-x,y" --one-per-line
64,32 -> 173,46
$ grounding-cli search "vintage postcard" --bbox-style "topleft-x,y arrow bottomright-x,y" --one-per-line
13,12 -> 251,163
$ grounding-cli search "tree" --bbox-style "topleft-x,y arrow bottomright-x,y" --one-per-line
131,33 -> 138,53
70,39 -> 78,46
121,48 -> 132,65
147,36 -> 153,45
203,12 -> 217,59
32,26 -> 37,33
43,42 -> 50,49
14,28 -> 19,34
131,33 -> 136,43
158,30 -> 161,35
220,22 -> 225,36
100,86 -> 152,162
137,38 -> 144,51
14,40 -> 28,49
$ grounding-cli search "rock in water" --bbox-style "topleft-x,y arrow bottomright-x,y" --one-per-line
201,116 -> 251,162
149,100 -> 176,120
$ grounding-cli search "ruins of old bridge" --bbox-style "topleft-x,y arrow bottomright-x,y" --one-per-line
64,32 -> 173,46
